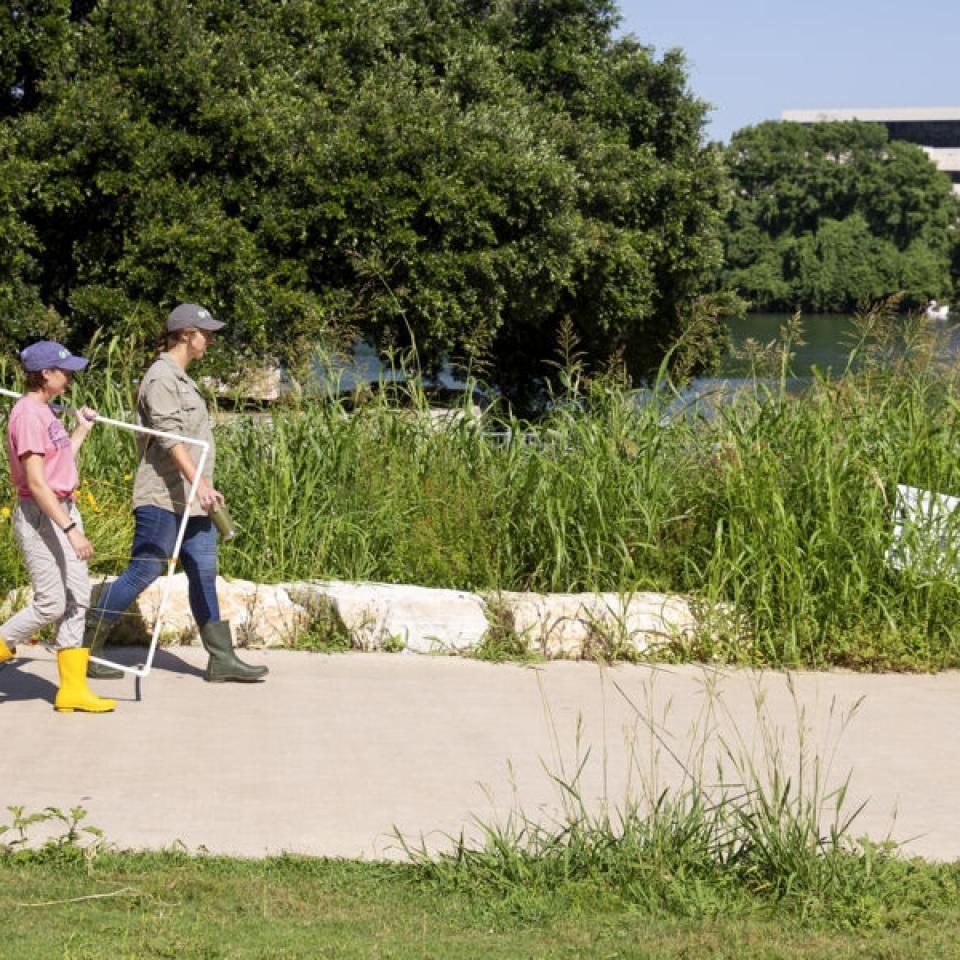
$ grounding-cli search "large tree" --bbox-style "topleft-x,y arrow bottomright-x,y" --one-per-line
0,0 -> 729,395
721,120 -> 959,313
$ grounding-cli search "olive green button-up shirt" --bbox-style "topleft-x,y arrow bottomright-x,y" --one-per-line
131,353 -> 215,517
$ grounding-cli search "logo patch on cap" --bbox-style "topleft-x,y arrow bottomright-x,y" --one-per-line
58,350 -> 68,359
198,309 -> 208,319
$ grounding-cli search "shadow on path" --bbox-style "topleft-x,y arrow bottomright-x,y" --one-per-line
0,646 -> 207,707
98,645 -> 207,680
0,659 -> 57,704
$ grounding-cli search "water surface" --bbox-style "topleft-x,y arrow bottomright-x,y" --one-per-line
721,313 -> 858,378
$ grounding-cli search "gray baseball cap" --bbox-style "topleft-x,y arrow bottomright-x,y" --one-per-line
165,303 -> 226,332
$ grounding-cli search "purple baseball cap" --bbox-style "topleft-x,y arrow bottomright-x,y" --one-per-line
20,341 -> 89,372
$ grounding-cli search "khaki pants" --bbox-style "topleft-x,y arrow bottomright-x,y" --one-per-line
0,499 -> 89,650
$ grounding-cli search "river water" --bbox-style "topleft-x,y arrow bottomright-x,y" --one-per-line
723,311 -> 960,376
313,313 -> 958,405
652,310 -> 960,421
721,313 -> 858,378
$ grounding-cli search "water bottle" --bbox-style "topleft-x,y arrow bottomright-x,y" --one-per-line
208,501 -> 238,540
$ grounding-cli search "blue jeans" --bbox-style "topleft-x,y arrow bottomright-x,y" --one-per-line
93,506 -> 220,627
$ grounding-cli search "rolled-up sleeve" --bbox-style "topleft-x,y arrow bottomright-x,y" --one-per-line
141,378 -> 187,451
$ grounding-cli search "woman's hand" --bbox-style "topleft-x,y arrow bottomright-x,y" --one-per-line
168,443 -> 223,511
197,477 -> 225,512
67,526 -> 94,561
70,406 -> 99,455
75,406 -> 98,428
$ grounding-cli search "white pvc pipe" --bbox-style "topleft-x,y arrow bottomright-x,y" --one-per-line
0,385 -> 210,679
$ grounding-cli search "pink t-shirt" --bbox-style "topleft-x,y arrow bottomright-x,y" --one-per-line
7,397 -> 78,500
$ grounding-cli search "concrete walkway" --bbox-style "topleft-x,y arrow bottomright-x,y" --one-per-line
2,647 -> 959,861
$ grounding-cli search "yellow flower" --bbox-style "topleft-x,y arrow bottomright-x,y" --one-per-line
85,491 -> 98,509
0,506 -> 10,521
123,473 -> 132,482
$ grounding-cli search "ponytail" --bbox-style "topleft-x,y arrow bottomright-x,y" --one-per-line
150,326 -> 196,366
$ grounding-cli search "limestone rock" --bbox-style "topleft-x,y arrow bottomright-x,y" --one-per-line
89,574 -> 309,647
492,590 -> 697,658
0,586 -> 30,624
3,576 -> 702,658
289,580 -> 489,653
200,366 -> 286,402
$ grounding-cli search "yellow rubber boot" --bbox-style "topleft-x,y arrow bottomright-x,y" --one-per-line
54,648 -> 116,713
0,636 -> 14,663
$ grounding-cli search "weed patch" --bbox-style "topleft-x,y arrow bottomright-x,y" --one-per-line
286,593 -> 355,652
399,670 -> 959,931
473,595 -> 537,662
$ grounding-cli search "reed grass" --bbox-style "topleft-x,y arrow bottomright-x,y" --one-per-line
3,299 -> 960,668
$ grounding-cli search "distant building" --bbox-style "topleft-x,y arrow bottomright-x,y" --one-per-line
782,107 -> 960,195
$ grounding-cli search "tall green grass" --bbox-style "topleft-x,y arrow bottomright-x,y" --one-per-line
3,301 -> 960,668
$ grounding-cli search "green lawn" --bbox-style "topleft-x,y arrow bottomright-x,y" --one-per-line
4,853 -> 960,960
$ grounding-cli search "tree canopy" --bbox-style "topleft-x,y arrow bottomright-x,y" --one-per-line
0,0 -> 729,396
721,120 -> 959,313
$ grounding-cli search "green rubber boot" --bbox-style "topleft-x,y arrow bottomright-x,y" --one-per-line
83,612 -> 123,679
199,621 -> 268,683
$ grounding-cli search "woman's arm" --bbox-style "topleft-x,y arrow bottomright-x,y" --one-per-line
141,371 -> 223,510
22,453 -> 94,560
167,442 -> 224,511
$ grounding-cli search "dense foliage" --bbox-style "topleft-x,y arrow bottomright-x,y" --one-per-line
0,0 -> 729,396
721,121 -> 960,312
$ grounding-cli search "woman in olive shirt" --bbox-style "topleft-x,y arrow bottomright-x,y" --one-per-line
85,304 -> 267,683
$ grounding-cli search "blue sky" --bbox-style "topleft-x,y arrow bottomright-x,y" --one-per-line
616,0 -> 960,142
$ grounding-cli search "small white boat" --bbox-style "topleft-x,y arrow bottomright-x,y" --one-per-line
926,299 -> 951,321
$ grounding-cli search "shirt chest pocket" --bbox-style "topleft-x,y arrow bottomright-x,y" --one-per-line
176,386 -> 205,432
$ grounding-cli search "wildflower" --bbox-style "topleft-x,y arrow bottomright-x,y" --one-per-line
0,506 -> 10,521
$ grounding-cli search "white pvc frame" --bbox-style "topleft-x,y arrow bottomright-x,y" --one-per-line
0,386 -> 209,679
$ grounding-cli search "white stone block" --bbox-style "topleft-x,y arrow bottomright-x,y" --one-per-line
495,590 -> 697,657
293,580 -> 490,653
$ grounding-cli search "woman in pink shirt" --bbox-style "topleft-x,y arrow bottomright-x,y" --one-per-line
0,341 -> 115,713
